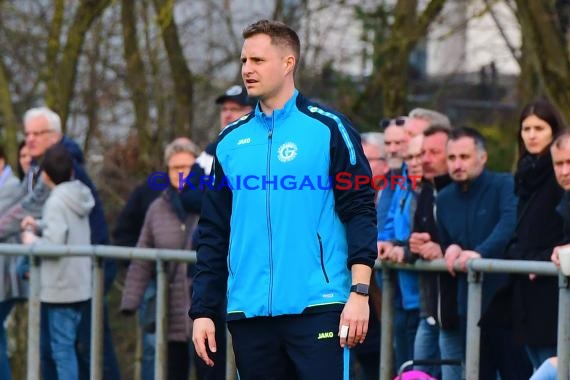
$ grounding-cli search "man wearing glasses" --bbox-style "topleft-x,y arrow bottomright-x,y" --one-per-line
0,107 -> 121,380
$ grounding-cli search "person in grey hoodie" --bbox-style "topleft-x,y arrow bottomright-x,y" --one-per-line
21,144 -> 94,380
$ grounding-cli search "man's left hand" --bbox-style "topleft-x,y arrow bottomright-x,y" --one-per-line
386,246 -> 405,263
338,293 -> 369,348
457,250 -> 481,271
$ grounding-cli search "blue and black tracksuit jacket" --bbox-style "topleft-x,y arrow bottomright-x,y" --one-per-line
189,90 -> 377,321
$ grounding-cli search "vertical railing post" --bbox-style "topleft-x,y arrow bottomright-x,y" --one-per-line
26,255 -> 41,380
380,265 -> 394,380
557,273 -> 570,380
465,269 -> 482,380
90,255 -> 104,380
155,259 -> 168,380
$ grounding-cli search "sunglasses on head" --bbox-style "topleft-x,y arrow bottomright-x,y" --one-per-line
380,117 -> 407,129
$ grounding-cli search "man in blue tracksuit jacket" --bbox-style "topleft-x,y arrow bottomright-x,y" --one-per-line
189,20 -> 377,380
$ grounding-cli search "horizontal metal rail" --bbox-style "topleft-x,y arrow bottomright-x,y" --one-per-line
378,258 -> 566,380
0,243 -> 565,380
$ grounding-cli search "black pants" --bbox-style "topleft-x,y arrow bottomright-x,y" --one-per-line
228,312 -> 349,380
168,341 -> 189,380
479,326 -> 532,380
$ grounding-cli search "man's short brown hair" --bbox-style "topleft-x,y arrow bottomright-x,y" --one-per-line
243,20 -> 301,67
551,130 -> 570,150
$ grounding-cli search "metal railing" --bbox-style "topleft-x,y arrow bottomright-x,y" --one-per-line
0,243 -> 193,380
0,243 -> 568,380
378,259 -> 569,380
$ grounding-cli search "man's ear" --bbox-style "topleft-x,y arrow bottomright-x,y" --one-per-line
284,55 -> 296,75
479,151 -> 488,165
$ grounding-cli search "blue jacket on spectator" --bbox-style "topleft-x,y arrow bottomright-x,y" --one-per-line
379,175 -> 420,310
376,165 -> 406,232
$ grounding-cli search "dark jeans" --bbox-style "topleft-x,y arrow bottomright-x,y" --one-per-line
0,299 -> 16,380
394,307 -> 420,372
42,301 -> 87,379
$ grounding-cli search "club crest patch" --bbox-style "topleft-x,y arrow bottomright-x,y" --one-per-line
277,142 -> 298,163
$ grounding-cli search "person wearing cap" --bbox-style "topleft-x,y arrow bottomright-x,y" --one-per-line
216,85 -> 256,130
195,85 -> 255,176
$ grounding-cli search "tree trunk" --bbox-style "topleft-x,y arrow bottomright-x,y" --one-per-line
0,59 -> 18,167
352,0 -> 446,123
152,0 -> 194,139
515,0 -> 570,124
45,0 -> 113,131
121,0 -> 152,164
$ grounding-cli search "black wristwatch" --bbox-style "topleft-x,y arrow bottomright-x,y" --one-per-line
350,283 -> 369,296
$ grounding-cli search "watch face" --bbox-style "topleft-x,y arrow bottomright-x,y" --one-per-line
351,283 -> 369,295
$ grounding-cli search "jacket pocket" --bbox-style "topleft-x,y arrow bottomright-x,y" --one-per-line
318,233 -> 329,283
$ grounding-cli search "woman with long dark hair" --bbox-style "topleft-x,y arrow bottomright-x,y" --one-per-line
509,100 -> 565,370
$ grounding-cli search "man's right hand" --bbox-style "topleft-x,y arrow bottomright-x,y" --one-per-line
192,318 -> 217,367
551,244 -> 570,267
418,241 -> 443,261
377,241 -> 394,260
409,232 -> 430,254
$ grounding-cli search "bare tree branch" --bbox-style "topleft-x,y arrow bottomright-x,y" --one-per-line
483,0 -> 520,65
516,0 -> 570,123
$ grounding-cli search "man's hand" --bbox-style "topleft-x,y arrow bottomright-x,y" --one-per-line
192,318 -> 217,367
21,230 -> 37,245
20,216 -> 37,232
444,244 -> 462,276
457,250 -> 481,271
418,241 -> 443,261
377,241 -> 393,260
551,244 -> 570,267
339,293 -> 369,348
409,232 -> 430,254
386,246 -> 405,263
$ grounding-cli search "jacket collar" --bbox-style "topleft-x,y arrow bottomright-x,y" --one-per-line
255,89 -> 299,124
455,169 -> 488,193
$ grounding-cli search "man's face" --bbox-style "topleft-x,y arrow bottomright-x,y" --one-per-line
405,118 -> 429,138
24,116 -> 58,159
384,125 -> 408,169
219,100 -> 252,130
404,135 -> 424,178
362,142 -> 388,180
241,34 -> 292,100
446,137 -> 487,183
422,132 -> 449,180
552,143 -> 570,190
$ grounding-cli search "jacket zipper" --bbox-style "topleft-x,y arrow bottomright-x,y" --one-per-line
318,233 -> 329,283
267,115 -> 274,315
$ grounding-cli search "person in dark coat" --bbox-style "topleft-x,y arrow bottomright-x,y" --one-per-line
507,101 -> 565,370
532,131 -> 570,380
